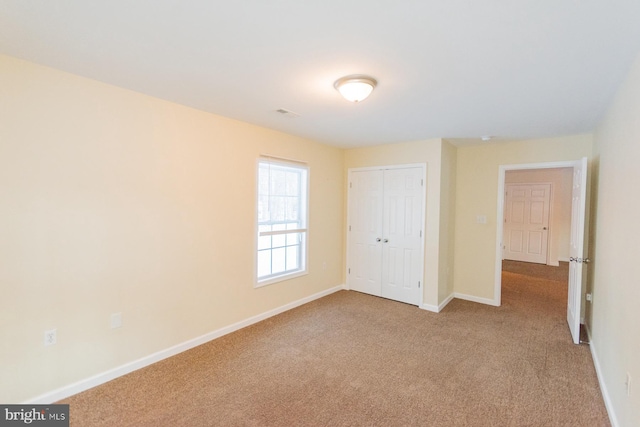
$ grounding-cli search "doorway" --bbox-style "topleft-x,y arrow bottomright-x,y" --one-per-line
495,159 -> 589,344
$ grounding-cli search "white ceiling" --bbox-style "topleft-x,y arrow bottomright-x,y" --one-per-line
2,1 -> 640,148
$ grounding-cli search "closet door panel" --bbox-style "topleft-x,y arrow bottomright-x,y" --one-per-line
348,170 -> 384,296
381,168 -> 423,305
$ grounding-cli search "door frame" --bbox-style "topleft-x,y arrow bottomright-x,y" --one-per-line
346,163 -> 427,307
494,159 -> 586,306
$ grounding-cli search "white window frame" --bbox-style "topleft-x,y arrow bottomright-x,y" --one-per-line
255,156 -> 309,287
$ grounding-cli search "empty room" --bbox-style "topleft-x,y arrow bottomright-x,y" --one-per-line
1,2 -> 639,426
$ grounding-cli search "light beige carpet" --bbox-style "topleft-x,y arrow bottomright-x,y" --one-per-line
61,265 -> 608,426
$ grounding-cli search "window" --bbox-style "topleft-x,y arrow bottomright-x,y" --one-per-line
256,157 -> 308,285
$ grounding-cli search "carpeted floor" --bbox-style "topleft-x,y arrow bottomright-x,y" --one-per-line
502,259 -> 569,282
60,263 -> 609,426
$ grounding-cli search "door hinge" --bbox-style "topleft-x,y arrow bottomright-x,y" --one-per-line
420,230 -> 422,237
349,225 -> 351,231
418,281 -> 421,288
348,268 -> 351,274
350,182 -> 352,188
421,179 -> 424,186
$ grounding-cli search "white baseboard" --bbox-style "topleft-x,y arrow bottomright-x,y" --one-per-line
453,292 -> 500,307
586,327 -> 619,427
439,294 -> 454,311
24,284 -> 345,404
558,257 -> 570,263
421,293 -> 454,313
420,303 -> 438,312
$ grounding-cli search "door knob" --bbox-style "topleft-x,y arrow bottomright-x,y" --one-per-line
376,238 -> 381,242
570,257 -> 591,264
383,239 -> 389,243
543,227 -> 547,230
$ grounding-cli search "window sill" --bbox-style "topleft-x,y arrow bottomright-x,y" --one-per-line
255,270 -> 308,288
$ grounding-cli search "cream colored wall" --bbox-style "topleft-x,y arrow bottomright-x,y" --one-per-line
590,54 -> 640,426
0,54 -> 345,403
439,141 -> 457,302
344,139 -> 443,308
505,168 -> 573,265
453,135 -> 592,301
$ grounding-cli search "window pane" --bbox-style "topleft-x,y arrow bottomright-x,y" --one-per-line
286,171 -> 299,196
286,232 -> 299,245
259,166 -> 270,195
258,235 -> 271,250
285,197 -> 299,221
270,196 -> 285,221
272,247 -> 286,274
272,170 -> 286,195
257,250 -> 272,278
258,195 -> 270,222
272,233 -> 286,248
286,246 -> 299,270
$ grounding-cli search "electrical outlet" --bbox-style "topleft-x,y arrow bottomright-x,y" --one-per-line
110,312 -> 123,329
44,329 -> 57,346
626,373 -> 632,397
586,293 -> 592,302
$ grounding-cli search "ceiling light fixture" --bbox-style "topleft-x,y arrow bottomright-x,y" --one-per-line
334,75 -> 377,103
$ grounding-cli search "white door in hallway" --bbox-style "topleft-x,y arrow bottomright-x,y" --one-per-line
504,183 -> 551,264
567,158 -> 588,344
347,166 -> 424,306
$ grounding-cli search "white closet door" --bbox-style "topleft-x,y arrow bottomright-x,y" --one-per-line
348,170 -> 384,296
381,168 -> 423,305
347,166 -> 424,306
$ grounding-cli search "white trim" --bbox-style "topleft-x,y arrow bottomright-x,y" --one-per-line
24,284 -> 345,404
421,293 -> 454,313
420,303 -> 439,312
259,153 -> 308,166
558,257 -> 570,262
587,327 -> 619,427
259,228 -> 306,236
255,270 -> 308,288
346,163 -> 427,173
495,160 -> 582,307
453,292 -> 500,307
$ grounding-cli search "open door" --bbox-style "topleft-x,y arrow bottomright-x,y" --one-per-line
567,157 -> 588,344
496,158 -> 589,344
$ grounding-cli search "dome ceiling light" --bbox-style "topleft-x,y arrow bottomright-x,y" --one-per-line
334,75 -> 377,103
